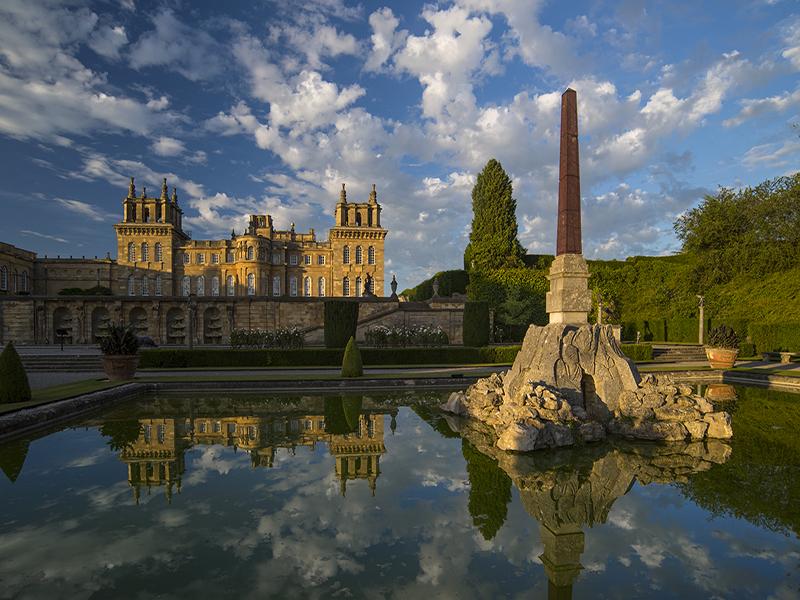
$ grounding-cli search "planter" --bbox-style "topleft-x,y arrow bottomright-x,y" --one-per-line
704,347 -> 739,370
704,383 -> 738,402
102,355 -> 139,381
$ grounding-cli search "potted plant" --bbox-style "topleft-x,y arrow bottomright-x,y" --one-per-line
705,325 -> 740,370
99,323 -> 140,381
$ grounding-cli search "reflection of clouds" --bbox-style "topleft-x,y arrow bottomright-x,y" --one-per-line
419,470 -> 469,492
158,509 -> 189,528
608,508 -> 635,530
632,541 -> 667,568
66,449 -> 109,468
184,445 -> 250,486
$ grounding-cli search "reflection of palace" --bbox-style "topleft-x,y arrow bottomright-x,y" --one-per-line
120,410 -> 392,503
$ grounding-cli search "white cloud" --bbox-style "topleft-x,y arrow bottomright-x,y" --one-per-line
724,86 -> 800,126
20,229 -> 68,243
88,25 -> 127,60
742,140 -> 800,169
55,198 -> 113,222
364,7 -> 408,72
151,136 -> 186,157
782,17 -> 800,70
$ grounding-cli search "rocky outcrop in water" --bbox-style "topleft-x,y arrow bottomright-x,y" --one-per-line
441,323 -> 733,451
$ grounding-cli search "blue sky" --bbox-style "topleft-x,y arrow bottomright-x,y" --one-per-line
0,0 -> 798,288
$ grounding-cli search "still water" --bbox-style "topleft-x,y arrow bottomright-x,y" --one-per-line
0,385 -> 799,599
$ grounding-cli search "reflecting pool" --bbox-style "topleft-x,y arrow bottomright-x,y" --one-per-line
1,385 -> 799,599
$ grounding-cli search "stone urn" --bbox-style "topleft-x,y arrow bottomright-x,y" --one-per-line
704,347 -> 738,370
705,383 -> 738,402
102,355 -> 139,381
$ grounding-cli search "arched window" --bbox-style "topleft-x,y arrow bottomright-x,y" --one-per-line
1,266 -> 8,291
154,242 -> 163,262
141,242 -> 149,262
368,246 -> 375,265
142,275 -> 150,296
127,242 -> 136,262
197,275 -> 205,296
211,276 -> 220,297
181,276 -> 190,296
303,276 -> 311,297
355,213 -> 362,226
272,275 -> 280,296
367,276 -> 374,295
343,276 -> 350,297
318,277 -> 325,297
127,275 -> 135,296
155,275 -> 162,296
247,246 -> 254,260
355,246 -> 363,264
226,275 -> 235,296
21,271 -> 28,292
356,276 -> 362,297
247,273 -> 255,296
289,276 -> 298,297
343,245 -> 350,264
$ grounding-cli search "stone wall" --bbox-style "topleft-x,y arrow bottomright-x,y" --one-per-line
0,296 -> 466,346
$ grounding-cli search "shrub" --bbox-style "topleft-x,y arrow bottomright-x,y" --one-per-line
98,323 -> 139,355
324,396 -> 363,434
400,270 -> 469,301
341,337 -> 363,378
230,327 -> 304,349
706,325 -> 740,350
619,344 -> 653,361
738,342 -> 757,357
364,325 -> 449,347
463,302 -> 490,347
0,341 -> 31,403
324,301 -> 359,348
749,323 -> 800,353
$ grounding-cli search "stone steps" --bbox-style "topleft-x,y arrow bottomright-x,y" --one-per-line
651,345 -> 707,362
21,355 -> 104,372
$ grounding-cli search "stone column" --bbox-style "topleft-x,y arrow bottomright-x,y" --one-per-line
698,295 -> 705,345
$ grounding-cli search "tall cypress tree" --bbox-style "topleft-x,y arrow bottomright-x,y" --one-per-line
464,158 -> 526,271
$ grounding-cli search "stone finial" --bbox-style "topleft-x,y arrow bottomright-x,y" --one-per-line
231,228 -> 236,239
369,183 -> 377,204
161,178 -> 168,200
171,187 -> 178,204
340,183 -> 347,203
128,176 -> 136,198
291,222 -> 295,232
141,186 -> 147,199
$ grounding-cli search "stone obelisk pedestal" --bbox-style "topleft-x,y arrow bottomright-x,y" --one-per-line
546,254 -> 592,324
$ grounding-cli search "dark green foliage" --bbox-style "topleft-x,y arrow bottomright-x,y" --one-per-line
462,439 -> 512,540
464,159 -> 525,271
324,396 -> 363,434
463,302 -> 490,347
58,286 -> 112,296
99,420 -> 142,452
139,345 -> 523,368
467,268 -> 549,327
98,323 -> 139,355
619,344 -> 653,361
0,437 -> 30,482
738,342 -> 757,357
400,270 -> 469,301
707,325 -> 740,349
410,404 -> 461,439
341,337 -> 363,378
0,341 -> 31,404
621,317 -> 700,343
324,301 -> 359,348
749,323 -> 800,353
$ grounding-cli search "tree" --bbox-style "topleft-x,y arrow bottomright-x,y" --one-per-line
464,159 -> 526,271
341,336 -> 363,378
0,342 -> 31,403
462,439 -> 512,540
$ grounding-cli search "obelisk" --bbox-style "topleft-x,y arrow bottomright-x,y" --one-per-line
545,89 -> 592,324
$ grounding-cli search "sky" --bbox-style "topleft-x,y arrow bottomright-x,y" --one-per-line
0,0 -> 798,288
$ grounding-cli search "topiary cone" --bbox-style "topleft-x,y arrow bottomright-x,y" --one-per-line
341,336 -> 363,378
0,341 -> 32,403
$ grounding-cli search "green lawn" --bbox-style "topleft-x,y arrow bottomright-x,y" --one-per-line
0,379 -> 124,415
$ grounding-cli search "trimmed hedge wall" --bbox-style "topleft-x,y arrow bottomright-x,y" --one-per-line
619,344 -> 653,361
324,301 -> 359,348
749,323 -> 800,353
463,302 -> 490,347
139,346 -> 523,369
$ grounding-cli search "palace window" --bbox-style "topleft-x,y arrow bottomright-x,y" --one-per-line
213,421 -> 221,433
127,275 -> 135,296
303,276 -> 311,296
0,266 -> 6,291
355,277 -> 362,297
157,424 -> 166,443
290,254 -> 298,266
289,276 -> 298,297
272,252 -> 282,265
226,275 -> 235,296
227,422 -> 236,435
21,271 -> 28,292
258,248 -> 266,261
272,275 -> 281,296
127,243 -> 136,262
141,242 -> 149,262
155,275 -> 162,296
343,276 -> 350,297
211,276 -> 220,297
142,276 -> 150,296
355,213 -> 362,226
197,254 -> 205,265
343,246 -> 350,264
247,273 -> 256,296
318,277 -> 325,297
181,276 -> 190,296
368,246 -> 375,265
246,246 -> 254,260
183,253 -> 189,265
366,276 -> 374,295
198,422 -> 206,434
355,246 -> 363,264
304,254 -> 311,265
211,253 -> 219,264
226,250 -> 235,262
197,275 -> 205,296
154,243 -> 163,262
317,255 -> 325,265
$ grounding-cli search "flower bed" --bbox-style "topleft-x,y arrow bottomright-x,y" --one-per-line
364,325 -> 449,348
230,327 -> 304,349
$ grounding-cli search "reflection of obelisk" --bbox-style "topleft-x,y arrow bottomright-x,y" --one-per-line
546,89 -> 592,324
539,523 -> 584,600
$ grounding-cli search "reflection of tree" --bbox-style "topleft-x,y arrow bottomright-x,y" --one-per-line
0,437 -> 30,482
99,420 -> 142,452
411,404 -> 461,439
462,439 -> 512,540
324,396 -> 363,435
678,386 -> 800,535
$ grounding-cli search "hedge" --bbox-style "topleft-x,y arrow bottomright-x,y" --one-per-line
0,341 -> 31,403
324,300 -> 359,348
619,344 -> 653,361
463,302 -> 490,347
139,346 -> 523,369
341,337 -> 363,378
749,323 -> 800,353
400,269 -> 469,301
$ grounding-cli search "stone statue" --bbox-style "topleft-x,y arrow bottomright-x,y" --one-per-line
432,277 -> 440,298
390,274 -> 398,299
